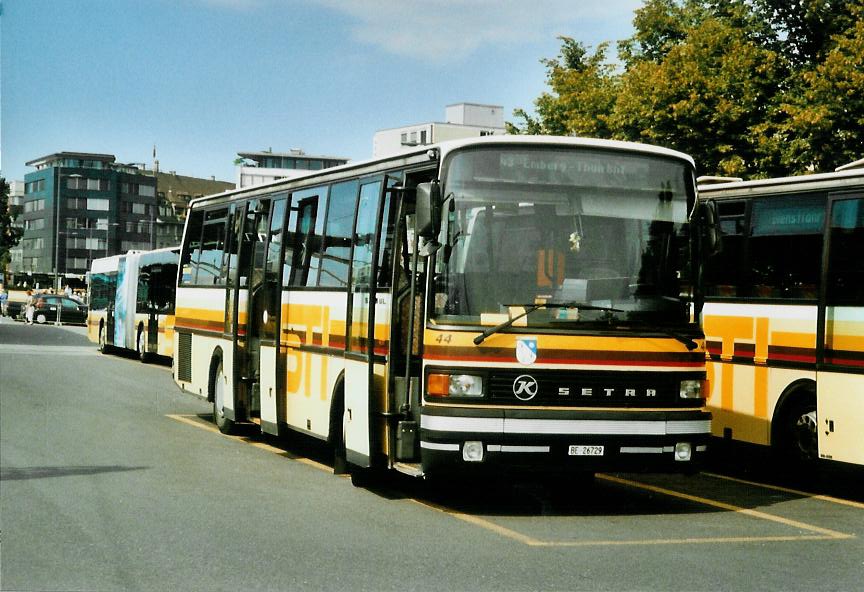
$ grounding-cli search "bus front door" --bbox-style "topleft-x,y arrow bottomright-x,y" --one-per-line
817,194 -> 864,465
344,180 -> 386,468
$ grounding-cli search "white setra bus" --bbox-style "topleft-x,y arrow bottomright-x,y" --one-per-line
173,136 -> 719,480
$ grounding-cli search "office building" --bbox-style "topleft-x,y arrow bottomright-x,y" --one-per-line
17,153 -> 157,283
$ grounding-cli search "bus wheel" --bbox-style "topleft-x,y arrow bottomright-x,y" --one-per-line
137,327 -> 150,363
777,398 -> 818,470
98,326 -> 112,354
211,358 -> 235,435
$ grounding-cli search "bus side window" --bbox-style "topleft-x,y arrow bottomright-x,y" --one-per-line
180,209 -> 205,286
827,198 -> 864,306
319,180 -> 358,288
376,185 -> 399,290
749,195 -> 823,300
288,193 -> 321,287
704,200 -> 746,297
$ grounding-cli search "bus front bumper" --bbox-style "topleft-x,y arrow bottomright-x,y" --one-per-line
419,406 -> 711,475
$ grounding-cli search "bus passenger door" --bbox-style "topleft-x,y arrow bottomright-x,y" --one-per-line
344,179 -> 386,467
257,197 -> 288,435
817,195 -> 864,465
233,199 -> 271,423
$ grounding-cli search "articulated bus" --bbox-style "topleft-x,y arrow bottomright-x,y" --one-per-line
699,166 -> 864,469
88,247 -> 180,361
173,135 -> 716,479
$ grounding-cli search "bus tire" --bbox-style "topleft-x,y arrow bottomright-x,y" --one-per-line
210,356 -> 235,435
774,391 -> 818,472
137,326 -> 151,363
98,324 -> 113,354
330,384 -> 348,476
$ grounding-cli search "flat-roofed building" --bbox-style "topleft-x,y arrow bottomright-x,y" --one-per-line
373,102 -> 506,158
236,149 -> 349,188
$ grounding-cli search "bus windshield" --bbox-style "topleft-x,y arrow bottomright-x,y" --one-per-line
433,146 -> 695,328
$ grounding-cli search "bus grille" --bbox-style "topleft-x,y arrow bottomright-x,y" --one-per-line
177,332 -> 192,382
487,370 -> 691,407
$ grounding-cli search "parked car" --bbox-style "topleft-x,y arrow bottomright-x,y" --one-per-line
4,299 -> 24,319
28,295 -> 89,325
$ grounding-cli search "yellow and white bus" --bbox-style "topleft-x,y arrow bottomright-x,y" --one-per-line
699,166 -> 864,468
173,136 -> 715,479
88,247 -> 179,361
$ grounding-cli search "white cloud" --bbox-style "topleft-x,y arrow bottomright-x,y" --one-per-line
311,0 -> 641,62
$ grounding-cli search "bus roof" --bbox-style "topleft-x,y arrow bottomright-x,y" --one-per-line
188,135 -> 696,210
698,168 -> 864,197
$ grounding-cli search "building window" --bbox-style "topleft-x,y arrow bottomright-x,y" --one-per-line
121,241 -> 151,251
21,238 -> 45,250
65,257 -> 89,270
24,199 -> 45,213
87,198 -> 110,211
25,179 -> 46,193
24,219 -> 45,230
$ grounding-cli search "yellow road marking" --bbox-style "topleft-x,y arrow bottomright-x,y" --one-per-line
166,414 -> 856,546
409,499 -> 543,546
598,474 -> 853,540
704,472 -> 864,510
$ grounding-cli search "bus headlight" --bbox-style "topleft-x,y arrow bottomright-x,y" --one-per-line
427,373 -> 484,397
679,380 -> 703,399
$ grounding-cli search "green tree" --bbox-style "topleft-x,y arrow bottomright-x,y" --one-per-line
1,178 -> 24,276
507,37 -> 618,138
511,0 -> 864,178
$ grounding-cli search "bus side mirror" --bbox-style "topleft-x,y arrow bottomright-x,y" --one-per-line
416,181 -> 442,240
698,199 -> 722,257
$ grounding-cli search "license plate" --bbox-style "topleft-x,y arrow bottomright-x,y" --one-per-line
568,445 -> 604,456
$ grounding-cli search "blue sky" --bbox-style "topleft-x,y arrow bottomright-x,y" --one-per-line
1,0 -> 642,184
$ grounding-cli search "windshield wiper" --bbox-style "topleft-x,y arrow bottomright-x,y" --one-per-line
473,302 -> 623,345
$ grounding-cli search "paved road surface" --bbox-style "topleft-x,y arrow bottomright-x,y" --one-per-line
1,317 -> 862,591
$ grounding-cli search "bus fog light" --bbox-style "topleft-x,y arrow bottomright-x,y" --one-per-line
674,442 -> 692,461
679,380 -> 702,399
463,441 -> 484,462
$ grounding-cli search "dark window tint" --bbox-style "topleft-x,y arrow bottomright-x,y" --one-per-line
705,195 -> 825,300
749,195 -> 824,299
826,197 -> 864,306
319,180 -> 358,287
704,200 -> 747,297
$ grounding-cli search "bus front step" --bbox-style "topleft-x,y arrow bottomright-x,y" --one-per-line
393,462 -> 424,478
